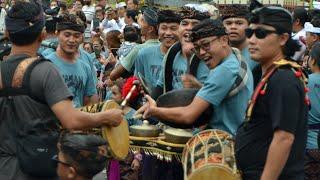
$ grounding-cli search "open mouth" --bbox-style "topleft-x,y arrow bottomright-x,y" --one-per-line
203,56 -> 211,63
183,33 -> 191,42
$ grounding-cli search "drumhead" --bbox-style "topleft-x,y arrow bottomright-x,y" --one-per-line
101,100 -> 129,160
188,164 -> 241,180
182,129 -> 232,163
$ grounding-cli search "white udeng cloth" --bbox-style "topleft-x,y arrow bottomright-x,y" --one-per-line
305,22 -> 320,34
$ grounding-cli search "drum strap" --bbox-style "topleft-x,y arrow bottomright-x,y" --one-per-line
244,59 -> 309,124
164,42 -> 201,92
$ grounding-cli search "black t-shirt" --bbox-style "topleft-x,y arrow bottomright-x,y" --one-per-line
235,66 -> 308,180
0,54 -> 72,179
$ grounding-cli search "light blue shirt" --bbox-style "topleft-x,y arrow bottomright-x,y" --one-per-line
38,38 -> 58,57
307,73 -> 320,149
47,53 -> 97,108
241,48 -> 259,71
120,39 -> 160,73
134,44 -> 164,89
157,51 -> 209,90
196,52 -> 253,135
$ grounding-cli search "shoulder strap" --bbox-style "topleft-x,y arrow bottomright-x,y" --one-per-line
189,54 -> 200,77
164,42 -> 181,92
227,48 -> 249,97
0,56 -> 48,103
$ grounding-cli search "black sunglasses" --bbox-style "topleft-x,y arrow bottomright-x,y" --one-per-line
245,28 -> 278,39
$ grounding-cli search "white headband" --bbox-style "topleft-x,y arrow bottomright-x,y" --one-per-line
305,22 -> 320,34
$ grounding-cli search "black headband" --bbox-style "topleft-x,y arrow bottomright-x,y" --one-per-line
56,22 -> 85,33
191,19 -> 227,42
5,14 -> 45,34
220,4 -> 249,21
250,6 -> 293,34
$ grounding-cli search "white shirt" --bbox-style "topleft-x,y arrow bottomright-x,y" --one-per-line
120,22 -> 140,32
101,18 -> 121,35
292,28 -> 306,61
82,5 -> 95,22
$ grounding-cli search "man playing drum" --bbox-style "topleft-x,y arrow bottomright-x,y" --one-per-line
138,19 -> 253,136
235,6 -> 308,180
0,1 -> 122,179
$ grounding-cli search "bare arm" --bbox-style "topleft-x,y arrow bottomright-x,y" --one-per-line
139,95 -> 210,125
110,64 -> 127,81
51,99 -> 123,130
260,130 -> 294,180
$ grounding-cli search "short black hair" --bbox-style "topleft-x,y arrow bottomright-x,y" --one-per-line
59,131 -> 108,179
126,9 -> 138,22
45,20 -> 56,33
309,9 -> 320,20
7,1 -> 43,45
310,17 -> 320,37
293,8 -> 309,26
95,9 -> 105,15
123,25 -> 139,42
157,9 -> 181,24
129,0 -> 139,5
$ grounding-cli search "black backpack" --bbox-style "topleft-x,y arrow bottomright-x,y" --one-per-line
0,55 -> 58,177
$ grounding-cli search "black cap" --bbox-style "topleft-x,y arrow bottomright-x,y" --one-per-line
250,6 -> 293,34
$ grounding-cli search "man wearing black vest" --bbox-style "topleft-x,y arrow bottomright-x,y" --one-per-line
0,1 -> 122,179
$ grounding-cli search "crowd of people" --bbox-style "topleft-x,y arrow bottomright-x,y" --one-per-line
1,0 -> 320,179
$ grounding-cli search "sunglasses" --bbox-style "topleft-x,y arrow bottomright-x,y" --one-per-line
245,28 -> 278,39
51,155 -> 72,167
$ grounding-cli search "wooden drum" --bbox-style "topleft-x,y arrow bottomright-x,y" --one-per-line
79,100 -> 129,160
182,129 -> 241,180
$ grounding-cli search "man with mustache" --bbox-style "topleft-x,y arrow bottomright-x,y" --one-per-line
221,4 -> 258,71
235,6 -> 308,179
134,10 -> 180,90
46,13 -> 98,108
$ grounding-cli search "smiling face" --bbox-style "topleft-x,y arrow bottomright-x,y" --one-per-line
178,18 -> 200,56
159,22 -> 179,50
58,29 -> 83,55
179,19 -> 200,43
223,17 -> 248,47
193,35 -> 229,69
